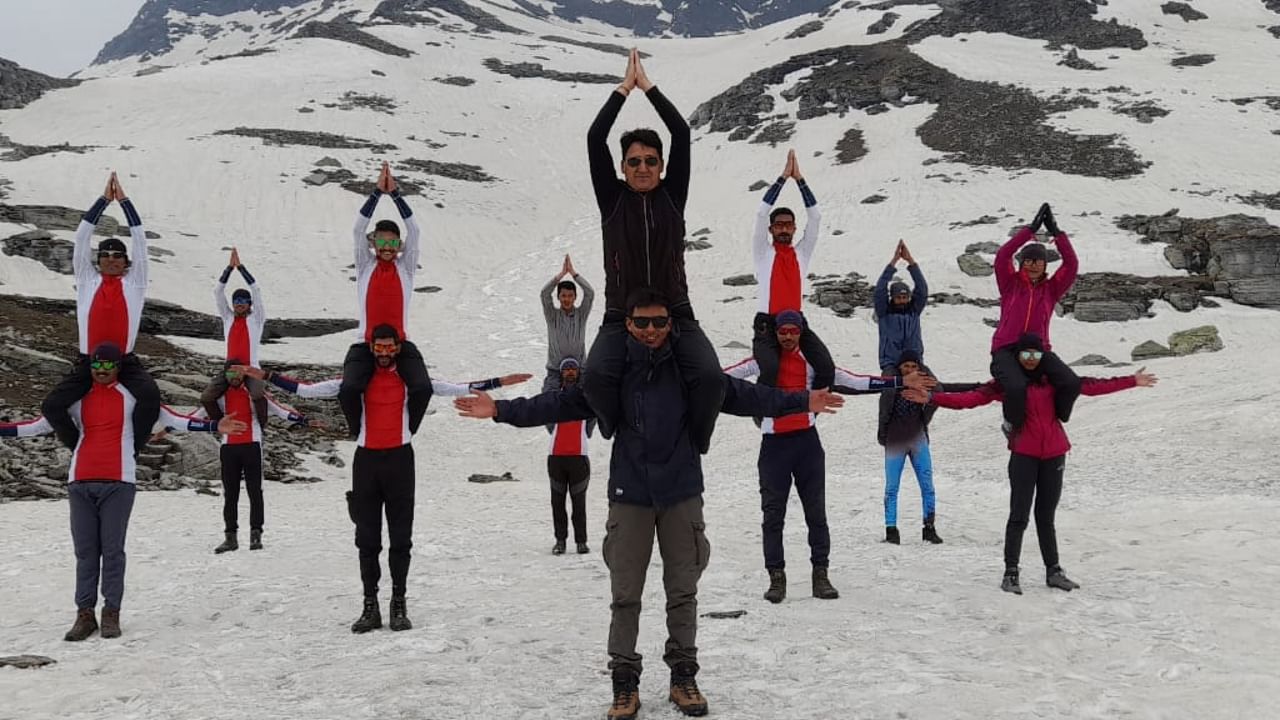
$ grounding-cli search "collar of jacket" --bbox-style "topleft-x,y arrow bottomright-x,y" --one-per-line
625,334 -> 673,368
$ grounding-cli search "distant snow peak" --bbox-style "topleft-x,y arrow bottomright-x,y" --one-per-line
508,0 -> 837,37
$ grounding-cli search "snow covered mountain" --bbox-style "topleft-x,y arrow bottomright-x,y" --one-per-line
2,1 -> 1280,718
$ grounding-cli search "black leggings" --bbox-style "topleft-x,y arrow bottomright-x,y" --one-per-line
348,444 -> 415,598
547,455 -> 590,543
338,341 -> 432,436
990,348 -> 1081,428
584,306 -> 724,453
1004,453 -> 1066,570
42,354 -> 160,455
221,443 -> 264,533
752,312 -> 834,389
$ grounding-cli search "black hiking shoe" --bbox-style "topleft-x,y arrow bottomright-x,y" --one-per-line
884,526 -> 900,545
64,608 -> 97,642
922,522 -> 944,545
552,540 -> 566,555
607,671 -> 641,720
669,663 -> 708,717
351,596 -> 382,633
249,529 -> 263,551
576,542 -> 590,554
389,596 -> 412,631
1001,568 -> 1023,595
1046,566 -> 1081,591
214,532 -> 238,554
812,567 -> 839,600
764,569 -> 786,604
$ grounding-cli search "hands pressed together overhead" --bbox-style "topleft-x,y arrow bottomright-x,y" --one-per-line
1029,202 -> 1061,238
617,48 -> 653,96
376,161 -> 398,194
891,239 -> 915,266
102,172 -> 127,202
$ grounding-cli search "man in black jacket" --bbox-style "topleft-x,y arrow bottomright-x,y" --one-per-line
583,48 -> 724,457
455,288 -> 844,720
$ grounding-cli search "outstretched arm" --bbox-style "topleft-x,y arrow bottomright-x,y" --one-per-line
0,416 -> 54,438
723,357 -> 760,381
266,395 -> 308,425
490,385 -> 596,426
719,375 -> 845,418
431,373 -> 530,398
832,367 -> 904,394
1079,371 -> 1152,397
923,382 -> 1003,410
253,369 -> 342,400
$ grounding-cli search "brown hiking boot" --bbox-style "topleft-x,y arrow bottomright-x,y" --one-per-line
100,608 -> 122,639
64,608 -> 97,642
607,673 -> 641,720
669,664 -> 708,717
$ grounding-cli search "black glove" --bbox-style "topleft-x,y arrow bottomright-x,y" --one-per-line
1030,203 -> 1050,233
1041,204 -> 1061,236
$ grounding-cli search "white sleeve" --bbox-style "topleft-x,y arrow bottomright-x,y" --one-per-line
73,220 -> 96,282
296,378 -> 342,399
353,213 -> 374,274
267,395 -> 301,421
796,204 -> 822,267
214,280 -> 232,325
751,203 -> 773,268
400,214 -> 421,279
126,224 -> 148,289
430,379 -> 474,397
723,357 -> 760,380
3,416 -> 54,438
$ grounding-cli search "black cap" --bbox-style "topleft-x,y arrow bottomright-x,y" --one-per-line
231,289 -> 252,304
897,349 -> 921,365
91,342 -> 123,363
374,219 -> 401,237
889,281 -> 911,297
98,238 -> 128,255
1019,243 -> 1048,263
1016,333 -> 1045,352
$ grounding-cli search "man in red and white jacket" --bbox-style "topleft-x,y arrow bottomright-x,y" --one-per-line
41,173 -> 162,456
725,310 -> 934,604
545,358 -> 595,556
201,246 -> 268,427
236,328 -> 529,634
195,360 -> 311,555
2,342 -> 244,642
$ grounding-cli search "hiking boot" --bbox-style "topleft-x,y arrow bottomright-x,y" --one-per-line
763,569 -> 786,604
214,532 -> 238,554
884,526 -> 900,545
100,608 -> 121,639
389,596 -> 412,631
922,519 -> 944,545
576,542 -> 590,554
552,540 -> 566,555
64,608 -> 97,642
812,567 -> 839,600
669,663 -> 709,717
351,596 -> 382,633
1001,568 -> 1023,595
607,672 -> 641,720
1046,565 -> 1081,591
249,529 -> 263,551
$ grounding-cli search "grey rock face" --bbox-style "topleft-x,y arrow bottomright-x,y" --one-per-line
517,0 -> 836,38
1160,2 -> 1207,21
957,253 -> 994,277
867,12 -> 899,35
294,18 -> 413,57
1,231 -> 75,274
213,127 -> 397,153
94,0 -> 314,64
0,57 -> 78,110
482,58 -> 620,84
1171,54 -> 1215,67
786,21 -> 825,39
1168,325 -> 1223,355
0,204 -> 122,235
372,0 -> 525,34
1131,340 -> 1173,360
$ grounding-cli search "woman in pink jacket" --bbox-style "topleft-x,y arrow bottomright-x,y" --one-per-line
907,334 -> 1158,595
990,204 -> 1082,438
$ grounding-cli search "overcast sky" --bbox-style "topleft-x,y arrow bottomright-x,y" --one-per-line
0,0 -> 146,77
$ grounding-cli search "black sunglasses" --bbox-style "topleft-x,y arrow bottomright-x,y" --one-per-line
98,251 -> 127,259
625,157 -> 660,168
628,315 -> 670,329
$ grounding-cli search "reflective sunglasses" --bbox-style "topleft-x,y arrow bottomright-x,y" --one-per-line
776,325 -> 802,337
225,370 -> 241,379
625,156 -> 660,168
90,360 -> 118,370
98,251 -> 127,259
1019,350 -> 1044,361
374,237 -> 401,249
372,344 -> 400,355
628,316 -> 670,329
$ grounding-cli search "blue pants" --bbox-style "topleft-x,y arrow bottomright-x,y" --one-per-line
884,437 -> 935,527
68,482 -> 137,610
758,428 -> 829,570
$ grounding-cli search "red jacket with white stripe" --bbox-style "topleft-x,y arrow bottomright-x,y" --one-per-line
200,388 -> 305,445
929,374 -> 1137,458
73,197 -> 148,354
752,178 -> 821,315
215,266 -> 266,365
725,352 -> 900,434
353,190 -> 420,343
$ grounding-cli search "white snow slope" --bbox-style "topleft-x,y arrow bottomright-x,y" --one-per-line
2,1 -> 1280,718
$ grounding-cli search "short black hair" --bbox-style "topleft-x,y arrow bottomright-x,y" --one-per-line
374,219 -> 401,238
556,280 -> 577,295
225,357 -> 246,369
620,128 -> 663,160
625,287 -> 669,315
371,324 -> 401,343
769,207 -> 796,224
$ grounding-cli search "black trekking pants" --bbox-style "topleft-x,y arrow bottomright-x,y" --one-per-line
220,442 -> 264,533
1004,453 -> 1066,570
990,348 -> 1081,429
347,444 -> 415,598
42,353 -> 160,455
548,455 -> 590,543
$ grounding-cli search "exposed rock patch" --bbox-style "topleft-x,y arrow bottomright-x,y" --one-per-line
1059,47 -> 1103,71
482,58 -> 620,84
900,0 -> 1147,50
294,18 -> 413,57
434,75 -> 475,86
787,21 -> 825,39
539,36 -> 641,57
0,204 -> 121,235
371,0 -> 525,34
213,127 -> 397,153
1161,2 -> 1207,21
0,134 -> 95,162
0,57 -> 78,110
867,12 -> 899,35
751,122 -> 796,147
834,128 -> 868,164
323,91 -> 397,114
1112,100 -> 1169,124
1171,54 -> 1215,67
1236,191 -> 1280,211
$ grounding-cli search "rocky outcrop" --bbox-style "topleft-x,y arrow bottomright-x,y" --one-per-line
213,127 -> 397,152
1060,272 -> 1218,321
787,21 -> 825,39
0,204 -> 121,235
809,272 -> 873,317
0,57 -> 78,109
835,128 -> 867,164
322,91 -> 398,113
482,58 -> 620,84
1115,210 -> 1280,308
0,655 -> 55,669
1161,2 -> 1207,21
400,158 -> 496,183
1,231 -> 74,274
294,18 -> 413,57
1237,191 -> 1280,211
434,75 -> 475,87
0,134 -> 94,162
517,0 -> 835,38
1131,340 -> 1172,360
723,273 -> 758,286
1168,325 -> 1223,355
867,12 -> 899,35
900,0 -> 1147,50
371,0 -> 525,34
750,122 -> 796,147
1171,54 -> 1215,67
539,36 -> 642,57
1059,48 -> 1102,71
1113,101 -> 1169,124
690,42 -> 1148,179
957,253 -> 994,277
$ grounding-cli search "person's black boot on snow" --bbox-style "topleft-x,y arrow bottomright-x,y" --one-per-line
351,596 -> 382,633
812,567 -> 839,600
1046,565 -> 1080,591
884,526 -> 900,545
576,542 -> 590,554
922,517 -> 943,544
389,596 -> 412,631
214,532 -> 238,554
764,569 -> 786,604
552,540 -> 566,555
1001,567 -> 1022,595
249,529 -> 263,551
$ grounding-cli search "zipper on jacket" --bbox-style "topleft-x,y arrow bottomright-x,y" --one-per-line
643,195 -> 652,285
1022,284 -> 1038,333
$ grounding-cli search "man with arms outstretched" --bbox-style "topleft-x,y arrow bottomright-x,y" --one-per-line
41,173 -> 161,456
584,49 -> 724,455
455,288 -> 844,720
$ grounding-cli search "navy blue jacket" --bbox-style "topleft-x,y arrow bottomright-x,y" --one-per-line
495,336 -> 809,508
874,263 -> 928,369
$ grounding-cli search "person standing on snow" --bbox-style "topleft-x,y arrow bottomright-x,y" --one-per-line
201,247 -> 268,429
905,333 -> 1158,594
583,49 -> 725,457
3,342 -> 245,642
540,254 -> 594,392
544,357 -> 594,555
989,203 -> 1082,438
874,240 -> 929,374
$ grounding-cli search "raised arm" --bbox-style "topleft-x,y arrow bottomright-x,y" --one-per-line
540,274 -> 560,321
575,272 -> 595,319
587,90 -> 627,215
644,86 -> 690,211
754,176 -> 786,264
239,264 -> 265,321
120,195 -> 147,289
390,190 -> 421,273
74,195 -> 109,281
908,262 -> 928,313
353,190 -> 381,272
792,160 -> 821,264
214,266 -> 234,322
1047,231 -> 1078,301
0,416 -> 54,438
995,227 -> 1036,296
873,264 -> 894,318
